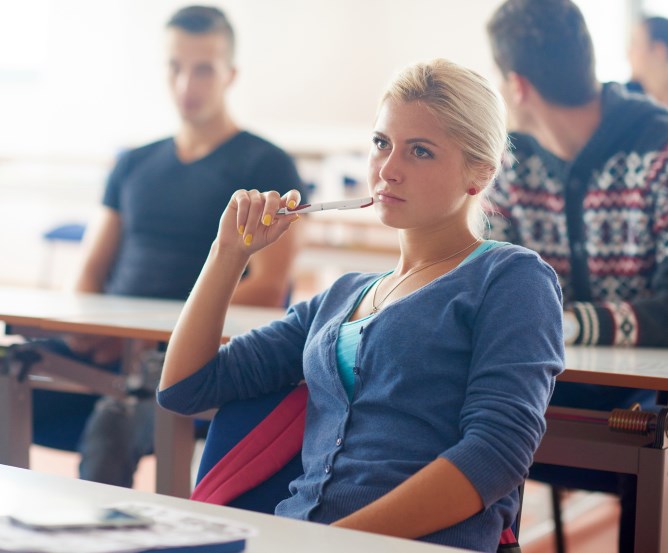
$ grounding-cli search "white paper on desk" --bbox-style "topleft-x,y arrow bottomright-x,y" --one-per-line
0,501 -> 257,553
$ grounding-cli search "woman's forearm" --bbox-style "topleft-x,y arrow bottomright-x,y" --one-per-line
159,240 -> 250,390
332,457 -> 483,539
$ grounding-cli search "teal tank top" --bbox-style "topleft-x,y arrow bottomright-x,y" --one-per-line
335,240 -> 508,400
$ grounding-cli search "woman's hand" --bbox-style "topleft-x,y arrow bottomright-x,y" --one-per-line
160,187 -> 301,391
218,188 -> 302,255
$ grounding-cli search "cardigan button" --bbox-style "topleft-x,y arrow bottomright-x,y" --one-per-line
352,366 -> 360,375
336,437 -> 343,446
325,464 -> 332,474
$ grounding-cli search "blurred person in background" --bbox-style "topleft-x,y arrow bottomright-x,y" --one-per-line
487,0 -> 668,550
628,15 -> 668,106
32,5 -> 307,488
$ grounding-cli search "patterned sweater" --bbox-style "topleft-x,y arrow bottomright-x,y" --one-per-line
488,83 -> 668,347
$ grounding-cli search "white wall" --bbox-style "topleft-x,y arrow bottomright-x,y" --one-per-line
0,0 -> 508,157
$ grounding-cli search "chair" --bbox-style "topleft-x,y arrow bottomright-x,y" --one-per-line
191,385 -> 305,513
190,385 -> 523,552
40,223 -> 86,288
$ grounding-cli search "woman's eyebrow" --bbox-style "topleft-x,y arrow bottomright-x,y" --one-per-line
406,137 -> 440,147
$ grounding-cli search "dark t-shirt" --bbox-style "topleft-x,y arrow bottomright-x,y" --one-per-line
102,131 -> 305,299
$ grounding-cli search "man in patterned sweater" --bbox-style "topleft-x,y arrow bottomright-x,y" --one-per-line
487,0 -> 668,550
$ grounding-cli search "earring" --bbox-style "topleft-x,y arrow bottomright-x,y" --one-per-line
468,187 -> 478,196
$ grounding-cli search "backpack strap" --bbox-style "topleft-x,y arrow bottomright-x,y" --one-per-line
190,384 -> 307,505
497,527 -> 522,552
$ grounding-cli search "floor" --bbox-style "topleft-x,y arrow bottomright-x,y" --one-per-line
30,445 -> 619,552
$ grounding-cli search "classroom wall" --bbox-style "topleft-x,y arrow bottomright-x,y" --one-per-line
0,0 -> 636,156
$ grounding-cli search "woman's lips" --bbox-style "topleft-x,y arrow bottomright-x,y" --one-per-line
376,190 -> 405,204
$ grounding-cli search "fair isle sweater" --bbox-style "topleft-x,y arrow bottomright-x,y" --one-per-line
488,82 -> 668,348
158,245 -> 564,553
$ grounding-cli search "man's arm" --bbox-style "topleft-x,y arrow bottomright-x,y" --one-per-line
64,207 -> 124,364
230,217 -> 300,307
566,258 -> 668,347
71,207 -> 122,293
566,146 -> 668,348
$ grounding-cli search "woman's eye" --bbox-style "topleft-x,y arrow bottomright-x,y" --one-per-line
413,145 -> 433,159
372,136 -> 390,150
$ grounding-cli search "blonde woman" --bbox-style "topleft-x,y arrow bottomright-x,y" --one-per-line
158,59 -> 564,552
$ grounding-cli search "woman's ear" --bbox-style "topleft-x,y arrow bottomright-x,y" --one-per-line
468,165 -> 497,193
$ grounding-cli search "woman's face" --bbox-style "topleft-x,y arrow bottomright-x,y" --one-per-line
368,99 -> 472,231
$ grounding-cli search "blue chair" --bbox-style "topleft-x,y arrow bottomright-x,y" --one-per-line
191,386 -> 522,551
43,223 -> 86,242
41,223 -> 86,288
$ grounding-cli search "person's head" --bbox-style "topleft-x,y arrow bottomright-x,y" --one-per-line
369,59 -> 508,237
487,0 -> 598,121
628,17 -> 668,96
165,5 -> 237,125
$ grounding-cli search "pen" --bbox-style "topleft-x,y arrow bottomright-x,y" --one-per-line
276,196 -> 374,215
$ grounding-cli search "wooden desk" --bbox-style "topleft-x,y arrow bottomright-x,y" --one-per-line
0,465 -> 465,553
536,346 -> 668,553
0,286 -> 284,497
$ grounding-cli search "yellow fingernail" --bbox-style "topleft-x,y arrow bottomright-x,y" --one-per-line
289,214 -> 300,224
288,200 -> 297,209
238,225 -> 244,235
262,214 -> 272,226
244,234 -> 253,246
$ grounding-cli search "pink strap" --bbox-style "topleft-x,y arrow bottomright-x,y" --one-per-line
499,527 -> 518,545
190,385 -> 307,505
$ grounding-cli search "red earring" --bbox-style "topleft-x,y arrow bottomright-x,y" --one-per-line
468,187 -> 478,196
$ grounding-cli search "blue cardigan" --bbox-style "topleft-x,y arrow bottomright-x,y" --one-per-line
158,244 -> 564,552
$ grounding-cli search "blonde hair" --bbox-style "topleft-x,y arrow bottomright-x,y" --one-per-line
381,59 -> 509,236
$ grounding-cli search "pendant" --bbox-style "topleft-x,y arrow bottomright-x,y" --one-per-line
370,306 -> 378,314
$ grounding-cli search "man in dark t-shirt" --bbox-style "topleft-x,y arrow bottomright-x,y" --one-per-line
34,6 -> 307,488
101,132 -> 301,301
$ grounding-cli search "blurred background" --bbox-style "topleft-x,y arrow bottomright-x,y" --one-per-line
1,0 -> 667,289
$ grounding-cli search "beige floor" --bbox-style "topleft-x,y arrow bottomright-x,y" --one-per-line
30,445 -> 619,552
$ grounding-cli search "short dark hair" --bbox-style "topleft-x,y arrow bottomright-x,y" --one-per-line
166,6 -> 235,60
645,16 -> 668,49
487,0 -> 598,106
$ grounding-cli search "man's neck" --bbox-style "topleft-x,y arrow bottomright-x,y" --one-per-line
529,93 -> 602,162
175,112 -> 240,163
645,71 -> 668,107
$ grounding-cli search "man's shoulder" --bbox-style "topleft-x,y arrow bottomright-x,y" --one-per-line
602,82 -> 668,137
500,133 -> 545,176
115,137 -> 173,166
507,132 -> 541,160
230,131 -> 292,160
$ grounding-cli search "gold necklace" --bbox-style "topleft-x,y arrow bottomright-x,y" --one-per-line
370,237 -> 481,315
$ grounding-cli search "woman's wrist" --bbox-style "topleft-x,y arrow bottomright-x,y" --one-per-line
210,238 -> 251,268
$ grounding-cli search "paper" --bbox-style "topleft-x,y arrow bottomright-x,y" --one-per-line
0,501 -> 256,553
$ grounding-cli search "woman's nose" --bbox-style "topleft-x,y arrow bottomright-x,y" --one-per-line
378,151 -> 402,183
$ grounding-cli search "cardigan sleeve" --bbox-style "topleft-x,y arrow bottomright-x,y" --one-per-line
157,298 -> 316,415
439,252 -> 565,508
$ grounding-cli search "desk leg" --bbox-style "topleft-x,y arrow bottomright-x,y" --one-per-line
154,404 -> 193,498
635,447 -> 668,553
0,372 -> 31,468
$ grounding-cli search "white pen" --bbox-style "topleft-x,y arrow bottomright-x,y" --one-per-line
276,196 -> 374,215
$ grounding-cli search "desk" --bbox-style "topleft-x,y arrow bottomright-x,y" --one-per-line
0,465 -> 465,553
0,286 -> 284,497
537,346 -> 668,553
